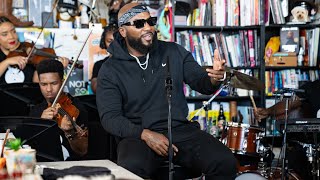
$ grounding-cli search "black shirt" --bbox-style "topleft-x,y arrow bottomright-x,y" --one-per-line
301,80 -> 320,118
97,32 -> 218,139
0,47 -> 35,84
92,57 -> 108,79
29,94 -> 89,160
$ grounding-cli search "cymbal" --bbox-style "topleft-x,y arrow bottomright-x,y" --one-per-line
225,67 -> 265,91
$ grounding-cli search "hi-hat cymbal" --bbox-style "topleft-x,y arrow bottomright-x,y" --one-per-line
225,67 -> 265,91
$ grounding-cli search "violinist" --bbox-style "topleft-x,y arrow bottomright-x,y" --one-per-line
90,24 -> 118,93
0,16 -> 69,84
29,59 -> 88,160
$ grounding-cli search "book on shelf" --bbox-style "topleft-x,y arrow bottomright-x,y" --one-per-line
269,0 -> 285,24
176,30 -> 259,68
265,69 -> 320,95
280,27 -> 299,54
297,28 -> 320,67
182,0 -> 260,26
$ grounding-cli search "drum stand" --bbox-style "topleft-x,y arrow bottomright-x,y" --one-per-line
192,82 -> 230,119
280,91 -> 297,180
280,97 -> 289,180
304,143 -> 319,180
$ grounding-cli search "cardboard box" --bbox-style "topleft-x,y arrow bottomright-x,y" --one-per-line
268,52 -> 297,67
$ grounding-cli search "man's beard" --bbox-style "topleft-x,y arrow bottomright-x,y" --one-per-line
127,33 -> 153,54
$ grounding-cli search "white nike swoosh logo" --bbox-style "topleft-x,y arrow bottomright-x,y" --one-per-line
162,63 -> 166,67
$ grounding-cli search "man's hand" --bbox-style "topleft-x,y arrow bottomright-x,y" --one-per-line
41,107 -> 58,120
58,57 -> 70,68
141,129 -> 178,157
254,108 -> 270,122
206,49 -> 226,85
60,116 -> 75,131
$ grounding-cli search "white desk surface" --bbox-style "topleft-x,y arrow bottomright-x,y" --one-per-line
37,159 -> 143,180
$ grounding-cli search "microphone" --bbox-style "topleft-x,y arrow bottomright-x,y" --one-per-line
165,56 -> 172,91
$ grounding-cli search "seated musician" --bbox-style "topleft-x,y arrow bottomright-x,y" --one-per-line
96,3 -> 236,179
255,79 -> 320,120
29,59 -> 88,160
0,16 -> 68,84
255,79 -> 320,180
91,24 -> 118,93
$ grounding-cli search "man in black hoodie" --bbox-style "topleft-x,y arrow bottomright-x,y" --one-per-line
96,3 -> 236,179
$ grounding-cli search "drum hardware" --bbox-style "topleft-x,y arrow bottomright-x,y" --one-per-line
236,167 -> 301,180
190,67 -> 264,120
301,143 -> 319,180
271,89 -> 300,180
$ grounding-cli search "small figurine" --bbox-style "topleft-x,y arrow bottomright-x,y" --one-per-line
291,6 -> 310,22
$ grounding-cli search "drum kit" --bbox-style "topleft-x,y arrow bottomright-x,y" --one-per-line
201,68 -> 317,180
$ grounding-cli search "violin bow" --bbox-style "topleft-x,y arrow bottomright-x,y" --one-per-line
51,29 -> 92,107
51,0 -> 98,107
25,0 -> 59,60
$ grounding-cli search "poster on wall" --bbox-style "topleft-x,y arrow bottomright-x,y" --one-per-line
17,28 -> 53,47
87,30 -> 106,80
64,60 -> 89,96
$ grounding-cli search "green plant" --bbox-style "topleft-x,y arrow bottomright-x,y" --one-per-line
7,138 -> 22,151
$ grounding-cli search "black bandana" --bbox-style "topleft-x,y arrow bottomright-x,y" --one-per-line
118,4 -> 149,27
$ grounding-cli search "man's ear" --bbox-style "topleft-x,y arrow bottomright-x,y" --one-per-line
119,27 -> 127,38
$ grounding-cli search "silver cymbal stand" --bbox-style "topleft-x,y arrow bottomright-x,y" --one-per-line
190,81 -> 231,120
280,90 -> 296,180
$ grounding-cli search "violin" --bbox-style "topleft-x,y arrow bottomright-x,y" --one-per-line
6,42 -> 83,69
53,93 -> 88,139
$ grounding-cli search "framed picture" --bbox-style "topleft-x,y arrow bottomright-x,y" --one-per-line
280,27 -> 299,54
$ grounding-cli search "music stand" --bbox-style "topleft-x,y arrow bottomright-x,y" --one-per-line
0,83 -> 44,116
0,116 -> 63,162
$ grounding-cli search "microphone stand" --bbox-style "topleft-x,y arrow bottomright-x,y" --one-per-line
281,91 -> 293,180
165,67 -> 174,180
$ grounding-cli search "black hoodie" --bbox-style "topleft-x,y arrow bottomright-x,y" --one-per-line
96,32 -> 220,139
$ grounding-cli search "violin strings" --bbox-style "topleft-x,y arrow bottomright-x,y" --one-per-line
58,108 -> 79,132
58,108 -> 73,123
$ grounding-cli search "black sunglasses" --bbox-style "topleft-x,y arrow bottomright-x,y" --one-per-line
122,17 -> 157,29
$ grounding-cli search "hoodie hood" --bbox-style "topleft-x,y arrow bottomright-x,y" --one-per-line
107,31 -> 158,61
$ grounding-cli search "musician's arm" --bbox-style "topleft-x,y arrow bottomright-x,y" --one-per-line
65,98 -> 88,157
0,56 -> 28,77
0,59 -> 10,77
255,97 -> 302,121
32,71 -> 39,83
267,98 -> 302,116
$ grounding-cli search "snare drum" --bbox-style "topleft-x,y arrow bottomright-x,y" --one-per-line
236,171 -> 267,180
226,122 -> 264,155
